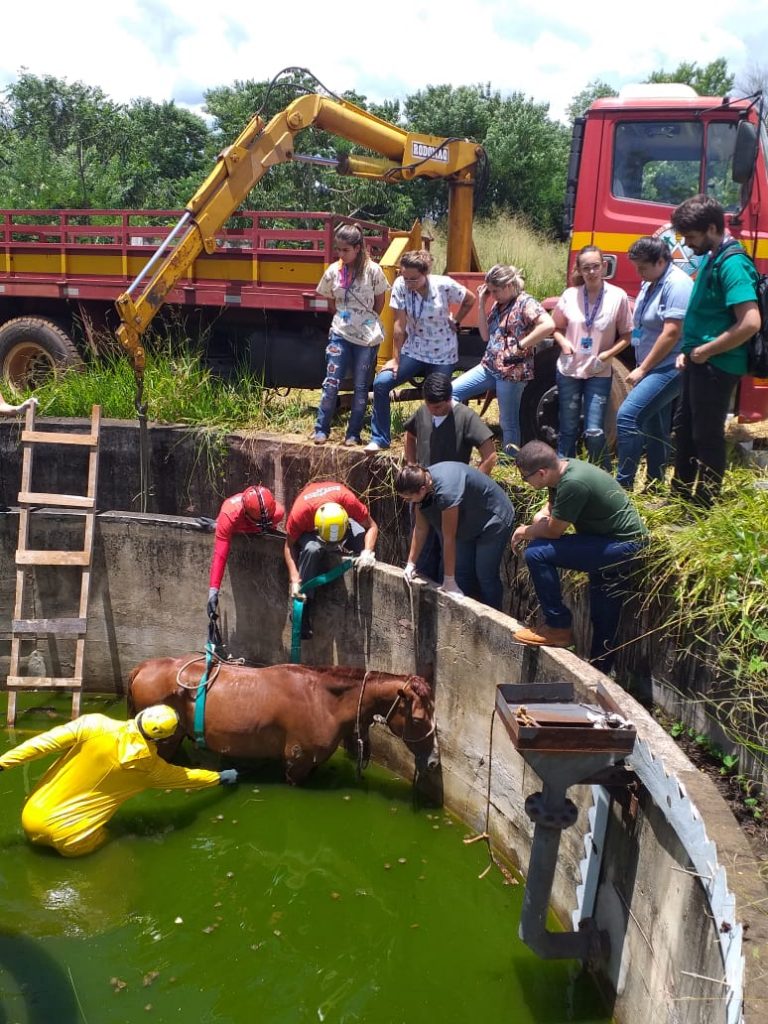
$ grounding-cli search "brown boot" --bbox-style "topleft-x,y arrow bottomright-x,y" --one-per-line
512,624 -> 574,648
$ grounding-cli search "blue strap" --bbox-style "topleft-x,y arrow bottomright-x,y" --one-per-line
290,559 -> 354,664
193,639 -> 216,748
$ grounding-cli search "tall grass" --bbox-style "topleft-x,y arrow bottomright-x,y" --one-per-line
428,212 -> 569,299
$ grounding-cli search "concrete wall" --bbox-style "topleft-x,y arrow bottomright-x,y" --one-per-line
1,509 -> 765,1024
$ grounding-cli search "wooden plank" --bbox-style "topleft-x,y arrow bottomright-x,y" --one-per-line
18,491 -> 94,508
16,550 -> 91,566
12,617 -> 87,634
7,676 -> 83,689
21,430 -> 98,446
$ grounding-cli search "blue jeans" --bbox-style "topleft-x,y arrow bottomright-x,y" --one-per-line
556,372 -> 613,469
452,364 -> 525,453
315,334 -> 378,441
455,520 -> 514,610
616,366 -> 681,490
370,353 -> 456,448
524,534 -> 644,670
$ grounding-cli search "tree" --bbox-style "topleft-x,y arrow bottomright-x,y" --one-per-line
566,80 -> 618,123
646,58 -> 734,97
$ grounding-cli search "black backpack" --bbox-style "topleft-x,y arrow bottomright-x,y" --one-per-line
715,245 -> 768,378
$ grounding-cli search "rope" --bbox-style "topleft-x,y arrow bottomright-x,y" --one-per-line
353,671 -> 373,777
134,371 -> 150,515
290,559 -> 354,663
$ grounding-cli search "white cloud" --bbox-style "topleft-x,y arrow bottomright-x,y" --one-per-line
3,0 -> 766,125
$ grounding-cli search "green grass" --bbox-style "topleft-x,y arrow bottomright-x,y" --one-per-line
428,212 -> 569,299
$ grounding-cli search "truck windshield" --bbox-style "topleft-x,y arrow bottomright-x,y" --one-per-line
612,119 -> 741,211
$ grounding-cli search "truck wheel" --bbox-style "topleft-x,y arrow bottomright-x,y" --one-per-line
0,317 -> 82,388
534,361 -> 633,452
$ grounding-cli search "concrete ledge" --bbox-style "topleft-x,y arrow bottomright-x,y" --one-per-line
1,510 -> 765,1023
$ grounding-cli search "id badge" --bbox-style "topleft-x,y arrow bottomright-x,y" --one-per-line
579,336 -> 593,352
631,327 -> 642,346
339,310 -> 351,322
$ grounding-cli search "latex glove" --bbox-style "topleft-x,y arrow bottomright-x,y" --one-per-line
290,581 -> 306,602
591,357 -> 604,375
218,769 -> 239,786
197,516 -> 217,531
403,562 -> 417,583
356,549 -> 376,571
207,587 -> 219,618
440,575 -> 465,599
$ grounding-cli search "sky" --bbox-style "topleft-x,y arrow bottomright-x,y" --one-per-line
3,0 -> 767,125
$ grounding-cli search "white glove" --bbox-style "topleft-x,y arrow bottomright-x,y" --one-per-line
403,562 -> 417,583
290,581 -> 305,602
440,575 -> 465,599
356,549 -> 376,570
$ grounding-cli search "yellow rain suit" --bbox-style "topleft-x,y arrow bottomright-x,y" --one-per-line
0,713 -> 222,857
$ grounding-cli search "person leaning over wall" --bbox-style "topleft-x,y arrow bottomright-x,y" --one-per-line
396,461 -> 514,610
511,440 -> 647,673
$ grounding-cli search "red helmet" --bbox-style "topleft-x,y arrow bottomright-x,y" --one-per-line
242,486 -> 283,529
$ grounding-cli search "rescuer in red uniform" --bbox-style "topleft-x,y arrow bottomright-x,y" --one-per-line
207,485 -> 285,618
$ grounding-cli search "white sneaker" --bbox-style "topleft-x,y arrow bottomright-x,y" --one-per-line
364,441 -> 387,452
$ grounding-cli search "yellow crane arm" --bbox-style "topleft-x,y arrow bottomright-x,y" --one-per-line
115,93 -> 482,371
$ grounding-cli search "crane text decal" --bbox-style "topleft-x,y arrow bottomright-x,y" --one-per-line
411,142 -> 449,163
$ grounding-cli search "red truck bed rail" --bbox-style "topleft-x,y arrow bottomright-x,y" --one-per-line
0,208 -> 391,312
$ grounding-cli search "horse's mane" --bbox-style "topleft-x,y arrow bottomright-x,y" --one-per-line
307,665 -> 431,700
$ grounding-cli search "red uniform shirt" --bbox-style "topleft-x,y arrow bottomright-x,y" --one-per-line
209,491 -> 285,589
285,481 -> 369,543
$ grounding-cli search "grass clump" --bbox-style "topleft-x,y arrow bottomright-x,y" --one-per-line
429,212 -> 568,299
637,469 -> 768,755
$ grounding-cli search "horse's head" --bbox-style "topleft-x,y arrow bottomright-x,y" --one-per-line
381,675 -> 439,770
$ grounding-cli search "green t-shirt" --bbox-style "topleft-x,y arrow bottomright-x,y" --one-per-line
682,242 -> 759,376
550,460 -> 647,539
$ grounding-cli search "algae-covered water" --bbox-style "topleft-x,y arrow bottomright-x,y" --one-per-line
0,697 -> 612,1024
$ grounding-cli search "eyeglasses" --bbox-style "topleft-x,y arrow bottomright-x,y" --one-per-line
580,263 -> 603,273
401,273 -> 425,284
519,468 -> 540,482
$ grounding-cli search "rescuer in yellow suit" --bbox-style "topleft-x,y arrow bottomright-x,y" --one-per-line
0,705 -> 238,857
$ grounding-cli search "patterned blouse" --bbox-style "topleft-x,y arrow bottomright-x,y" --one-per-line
481,292 -> 546,382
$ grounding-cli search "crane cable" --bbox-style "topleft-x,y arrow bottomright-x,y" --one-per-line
134,366 -> 150,514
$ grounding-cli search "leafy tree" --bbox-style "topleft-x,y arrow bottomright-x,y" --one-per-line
646,58 -> 734,97
566,80 -> 618,123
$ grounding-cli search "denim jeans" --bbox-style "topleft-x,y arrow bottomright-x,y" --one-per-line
370,353 -> 456,448
452,364 -> 525,453
672,360 -> 740,505
455,520 -> 514,610
556,371 -> 613,469
616,365 -> 681,489
314,334 -> 378,442
524,534 -> 644,670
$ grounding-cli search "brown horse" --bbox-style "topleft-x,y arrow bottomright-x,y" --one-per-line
127,656 -> 437,784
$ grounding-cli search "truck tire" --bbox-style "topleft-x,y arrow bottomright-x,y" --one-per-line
0,317 -> 82,388
533,359 -> 633,453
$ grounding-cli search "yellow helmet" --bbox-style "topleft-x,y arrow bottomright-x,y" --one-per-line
136,704 -> 179,741
314,502 -> 349,543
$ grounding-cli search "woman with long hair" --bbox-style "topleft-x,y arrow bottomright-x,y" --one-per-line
553,246 -> 633,468
452,264 -> 554,457
313,224 -> 389,446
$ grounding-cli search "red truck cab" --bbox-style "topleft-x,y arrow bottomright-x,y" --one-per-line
566,85 -> 768,420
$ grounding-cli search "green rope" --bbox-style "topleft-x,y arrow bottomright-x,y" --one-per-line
290,559 -> 354,663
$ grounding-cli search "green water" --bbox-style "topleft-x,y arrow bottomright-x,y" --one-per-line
0,698 -> 612,1024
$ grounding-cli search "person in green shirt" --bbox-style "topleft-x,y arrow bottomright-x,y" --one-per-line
511,441 -> 647,673
669,194 -> 760,505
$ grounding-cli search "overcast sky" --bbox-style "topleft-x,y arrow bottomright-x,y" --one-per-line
3,0 -> 767,124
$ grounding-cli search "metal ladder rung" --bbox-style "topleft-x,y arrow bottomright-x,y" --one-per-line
12,617 -> 87,635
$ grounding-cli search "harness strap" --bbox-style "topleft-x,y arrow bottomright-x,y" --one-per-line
290,559 -> 354,663
194,616 -> 222,747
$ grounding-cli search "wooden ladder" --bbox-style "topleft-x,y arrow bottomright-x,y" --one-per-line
6,404 -> 101,725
